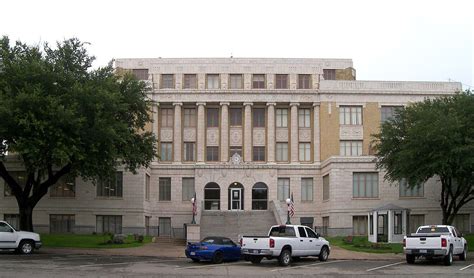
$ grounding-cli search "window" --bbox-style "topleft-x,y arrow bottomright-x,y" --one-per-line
276,108 -> 288,128
323,174 -> 329,201
299,143 -> 311,162
252,183 -> 268,210
298,74 -> 311,89
453,214 -> 470,234
230,108 -> 242,126
0,222 -> 13,232
230,146 -> 242,158
369,214 -> 374,235
3,171 -> 26,197
206,74 -> 220,89
253,146 -> 265,161
305,227 -> 317,238
50,214 -> 75,233
323,69 -> 335,80
322,217 -> 329,236
275,74 -> 288,89
204,183 -> 220,210
4,214 -> 19,230
206,146 -> 219,161
132,69 -> 148,80
206,108 -> 219,127
340,141 -> 363,156
269,226 -> 296,237
298,226 -> 307,237
353,216 -> 368,235
353,172 -> 378,198
301,178 -> 313,201
182,178 -> 195,201
183,74 -> 197,89
184,108 -> 196,127
394,212 -> 402,234
161,74 -> 174,89
339,106 -> 362,125
399,179 -> 424,197
277,178 -> 290,201
381,106 -> 402,123
159,178 -> 171,201
97,172 -> 123,198
50,175 -> 75,197
229,74 -> 243,89
160,142 -> 172,161
252,74 -> 265,89
160,108 -> 173,127
298,108 -> 311,127
409,214 -> 424,233
252,108 -> 265,127
145,174 -> 150,201
276,143 -> 288,162
184,142 -> 195,162
96,215 -> 122,234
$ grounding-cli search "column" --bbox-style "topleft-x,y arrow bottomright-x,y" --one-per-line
173,102 -> 183,162
266,103 -> 276,163
220,102 -> 230,162
243,102 -> 253,162
196,102 -> 206,163
290,103 -> 299,163
152,102 -> 159,161
313,103 -> 320,162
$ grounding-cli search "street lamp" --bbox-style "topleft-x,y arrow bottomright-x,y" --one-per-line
285,198 -> 291,224
191,197 -> 196,224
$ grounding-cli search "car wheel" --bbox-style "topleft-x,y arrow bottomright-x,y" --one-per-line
459,245 -> 467,261
212,251 -> 224,264
319,246 -> 329,262
406,254 -> 415,264
191,258 -> 200,263
250,256 -> 263,264
278,249 -> 292,267
18,240 -> 34,255
444,248 -> 453,266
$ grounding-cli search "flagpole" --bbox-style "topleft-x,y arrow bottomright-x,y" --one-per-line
191,192 -> 196,224
285,197 -> 291,224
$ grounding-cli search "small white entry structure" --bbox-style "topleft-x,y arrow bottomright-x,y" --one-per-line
368,204 -> 409,243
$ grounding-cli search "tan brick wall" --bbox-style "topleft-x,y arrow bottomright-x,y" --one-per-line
320,102 -> 340,161
363,103 -> 380,155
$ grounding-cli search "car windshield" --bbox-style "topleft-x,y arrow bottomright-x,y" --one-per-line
200,237 -> 223,244
417,227 -> 450,233
269,226 -> 296,237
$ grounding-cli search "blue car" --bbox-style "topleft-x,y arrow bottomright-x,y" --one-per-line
185,236 -> 241,264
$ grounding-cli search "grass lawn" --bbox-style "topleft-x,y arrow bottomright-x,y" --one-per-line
41,234 -> 152,249
464,234 -> 474,252
327,236 -> 404,254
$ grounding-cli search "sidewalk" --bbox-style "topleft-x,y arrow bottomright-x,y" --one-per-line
41,243 -> 403,261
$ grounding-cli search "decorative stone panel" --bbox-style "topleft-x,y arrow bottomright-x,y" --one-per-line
253,128 -> 266,146
229,128 -> 242,146
160,128 -> 173,141
206,128 -> 220,146
276,128 -> 289,142
183,128 -> 196,142
339,125 -> 364,140
299,128 -> 312,142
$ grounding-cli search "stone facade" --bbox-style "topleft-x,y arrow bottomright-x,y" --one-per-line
0,58 -> 472,239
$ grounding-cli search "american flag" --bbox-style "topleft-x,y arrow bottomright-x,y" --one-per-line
192,192 -> 197,216
288,192 -> 295,217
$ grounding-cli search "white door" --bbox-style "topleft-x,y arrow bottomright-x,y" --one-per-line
305,227 -> 323,256
231,189 -> 242,210
0,222 -> 18,248
452,227 -> 464,254
296,226 -> 310,256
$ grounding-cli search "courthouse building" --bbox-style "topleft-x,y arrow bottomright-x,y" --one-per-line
1,58 -> 472,242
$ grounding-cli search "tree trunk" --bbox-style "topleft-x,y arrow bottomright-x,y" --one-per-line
18,203 -> 34,232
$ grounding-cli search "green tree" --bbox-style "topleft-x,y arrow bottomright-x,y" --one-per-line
374,91 -> 474,225
0,37 -> 156,231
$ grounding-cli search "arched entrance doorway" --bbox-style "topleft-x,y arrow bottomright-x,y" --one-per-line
252,182 -> 268,210
204,182 -> 220,210
228,182 -> 244,210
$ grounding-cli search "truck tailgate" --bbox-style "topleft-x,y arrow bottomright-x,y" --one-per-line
241,236 -> 270,250
406,236 -> 442,249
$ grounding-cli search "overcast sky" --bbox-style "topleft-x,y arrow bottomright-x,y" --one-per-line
1,0 -> 472,88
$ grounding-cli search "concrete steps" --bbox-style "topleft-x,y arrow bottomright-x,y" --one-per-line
200,210 -> 277,242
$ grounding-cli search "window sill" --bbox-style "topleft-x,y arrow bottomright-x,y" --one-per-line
95,197 -> 124,200
352,197 -> 380,200
399,196 -> 425,199
49,196 -> 76,199
158,200 -> 172,202
322,199 -> 329,203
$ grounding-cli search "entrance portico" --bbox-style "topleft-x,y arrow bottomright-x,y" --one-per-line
368,204 -> 409,243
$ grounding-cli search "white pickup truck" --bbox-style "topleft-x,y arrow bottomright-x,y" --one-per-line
241,224 -> 330,266
404,225 -> 467,265
0,221 -> 42,254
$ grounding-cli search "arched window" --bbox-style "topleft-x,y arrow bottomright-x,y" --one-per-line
204,183 -> 220,210
252,182 -> 268,210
